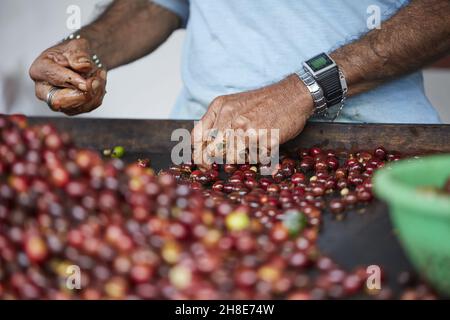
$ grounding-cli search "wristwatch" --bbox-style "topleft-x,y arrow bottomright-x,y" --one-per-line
301,53 -> 348,119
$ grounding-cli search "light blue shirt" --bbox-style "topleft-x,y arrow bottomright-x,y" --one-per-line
152,0 -> 441,123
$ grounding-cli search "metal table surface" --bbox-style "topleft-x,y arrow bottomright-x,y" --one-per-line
27,117 -> 450,297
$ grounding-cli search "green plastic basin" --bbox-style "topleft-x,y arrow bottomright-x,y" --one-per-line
373,154 -> 450,297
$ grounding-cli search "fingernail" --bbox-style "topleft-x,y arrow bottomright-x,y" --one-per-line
100,70 -> 107,80
78,83 -> 87,91
92,80 -> 100,92
78,57 -> 90,64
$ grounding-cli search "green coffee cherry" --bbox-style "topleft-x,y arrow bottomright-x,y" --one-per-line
111,146 -> 125,158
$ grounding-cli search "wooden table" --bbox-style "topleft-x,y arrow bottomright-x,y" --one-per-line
28,117 -> 450,297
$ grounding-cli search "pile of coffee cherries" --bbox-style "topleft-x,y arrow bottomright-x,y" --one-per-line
0,114 -> 436,299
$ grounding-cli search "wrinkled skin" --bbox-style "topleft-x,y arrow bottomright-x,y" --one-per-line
192,75 -> 314,167
29,39 -> 107,115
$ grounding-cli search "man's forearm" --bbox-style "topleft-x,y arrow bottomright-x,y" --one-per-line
330,0 -> 450,97
79,0 -> 181,70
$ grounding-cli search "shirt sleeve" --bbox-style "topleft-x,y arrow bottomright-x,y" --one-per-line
151,0 -> 189,27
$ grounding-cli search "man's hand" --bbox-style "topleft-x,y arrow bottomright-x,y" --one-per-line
29,0 -> 181,115
29,38 -> 106,115
192,75 -> 314,166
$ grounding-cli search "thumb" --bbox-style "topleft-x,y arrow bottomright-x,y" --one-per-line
63,48 -> 94,74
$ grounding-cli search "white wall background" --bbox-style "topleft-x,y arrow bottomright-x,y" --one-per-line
0,0 -> 449,122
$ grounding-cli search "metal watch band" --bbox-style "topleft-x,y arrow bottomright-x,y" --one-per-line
296,68 -> 328,116
62,32 -> 104,69
315,66 -> 343,107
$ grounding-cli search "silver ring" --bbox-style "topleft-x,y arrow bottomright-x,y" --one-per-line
46,86 -> 60,110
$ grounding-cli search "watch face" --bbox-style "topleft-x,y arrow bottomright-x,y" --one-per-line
306,53 -> 334,72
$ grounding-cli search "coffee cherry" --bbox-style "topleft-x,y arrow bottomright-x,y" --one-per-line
243,170 -> 256,179
289,251 -> 309,268
281,163 -> 295,177
315,161 -> 328,171
259,178 -> 272,190
24,232 -> 48,264
357,190 -> 373,202
337,179 -> 348,190
51,166 -> 69,187
44,132 -> 63,150
9,114 -> 28,128
270,222 -> 290,242
111,146 -> 125,158
316,256 -> 335,272
309,147 -> 322,156
137,158 -> 150,168
374,146 -> 387,160
335,168 -> 347,180
212,180 -> 224,192
244,178 -> 258,189
225,209 -> 250,231
267,184 -> 280,194
327,157 -> 339,170
272,170 -> 284,183
229,175 -> 242,184
223,164 -> 237,174
290,172 -> 305,185
343,192 -> 358,206
130,264 -> 153,283
197,174 -> 211,185
104,277 -> 128,299
299,158 -> 314,172
235,267 -> 257,288
328,269 -> 346,284
222,183 -> 233,193
329,199 -> 345,214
